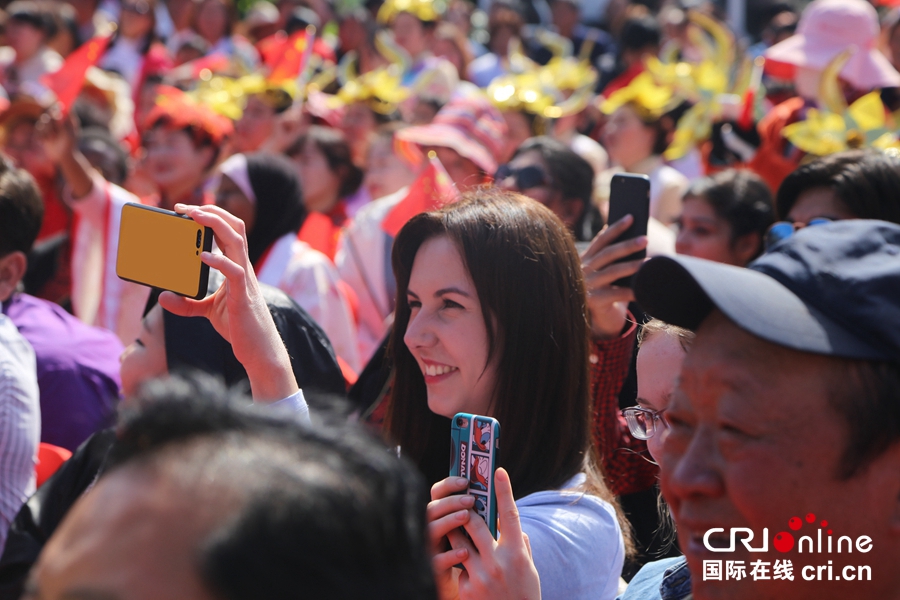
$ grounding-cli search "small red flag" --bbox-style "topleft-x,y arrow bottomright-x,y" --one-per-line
186,52 -> 230,78
381,154 -> 460,237
41,35 -> 111,114
259,31 -> 287,70
269,30 -> 314,84
298,211 -> 340,260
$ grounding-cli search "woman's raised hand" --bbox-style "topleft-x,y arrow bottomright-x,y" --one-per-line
157,204 -> 298,403
427,469 -> 541,600
580,215 -> 648,340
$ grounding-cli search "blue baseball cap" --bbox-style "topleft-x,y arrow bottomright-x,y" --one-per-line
633,220 -> 900,362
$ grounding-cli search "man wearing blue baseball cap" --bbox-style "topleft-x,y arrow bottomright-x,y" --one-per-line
626,220 -> 900,600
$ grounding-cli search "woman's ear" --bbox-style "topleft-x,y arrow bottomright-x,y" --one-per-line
0,251 -> 27,303
660,115 -> 675,144
558,195 -> 584,229
732,232 -> 762,266
199,145 -> 217,173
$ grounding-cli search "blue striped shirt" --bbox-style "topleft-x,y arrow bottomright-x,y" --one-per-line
0,314 -> 40,554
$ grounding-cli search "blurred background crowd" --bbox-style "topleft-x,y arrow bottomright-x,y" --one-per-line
2,0 -> 900,595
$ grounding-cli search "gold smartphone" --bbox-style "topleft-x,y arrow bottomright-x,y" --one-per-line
116,203 -> 213,299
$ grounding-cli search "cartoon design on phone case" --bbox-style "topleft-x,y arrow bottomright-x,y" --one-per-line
449,413 -> 500,538
474,417 -> 492,453
471,493 -> 489,520
470,454 -> 490,492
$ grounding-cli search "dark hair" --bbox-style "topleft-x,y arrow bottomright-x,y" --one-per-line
619,14 -> 661,52
511,136 -> 602,241
684,169 -> 775,260
286,126 -> 364,198
109,375 -> 437,600
8,1 -> 55,36
110,0 -> 157,54
162,283 -> 347,406
0,162 -> 43,256
286,6 -> 320,32
651,101 -> 690,156
386,189 -> 611,502
77,127 -> 129,186
776,150 -> 900,223
243,152 -> 308,266
47,0 -> 78,45
488,2 -> 524,38
829,360 -> 900,480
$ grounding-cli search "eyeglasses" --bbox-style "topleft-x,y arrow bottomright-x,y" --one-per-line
765,218 -> 832,250
494,164 -> 553,190
622,406 -> 669,440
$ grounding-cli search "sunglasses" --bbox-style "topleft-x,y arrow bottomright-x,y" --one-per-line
122,1 -> 152,16
494,164 -> 552,190
765,218 -> 832,250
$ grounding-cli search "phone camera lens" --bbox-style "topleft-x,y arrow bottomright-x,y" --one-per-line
456,417 -> 465,427
196,230 -> 202,248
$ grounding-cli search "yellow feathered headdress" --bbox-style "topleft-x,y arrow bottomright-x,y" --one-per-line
336,65 -> 409,115
188,74 -> 298,121
377,0 -> 445,24
600,72 -> 676,121
643,10 -> 758,160
782,50 -> 900,156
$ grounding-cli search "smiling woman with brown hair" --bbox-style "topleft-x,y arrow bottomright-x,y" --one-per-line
386,188 -> 627,600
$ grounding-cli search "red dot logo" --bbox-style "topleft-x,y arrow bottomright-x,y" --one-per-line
820,520 -> 828,528
805,513 -> 816,523
774,531 -> 795,553
828,530 -> 833,535
788,516 -> 802,531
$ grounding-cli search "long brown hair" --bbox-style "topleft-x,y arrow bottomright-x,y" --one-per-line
386,189 -> 610,502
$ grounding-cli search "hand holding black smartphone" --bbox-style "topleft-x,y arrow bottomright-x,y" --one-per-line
116,203 -> 213,299
606,173 -> 651,287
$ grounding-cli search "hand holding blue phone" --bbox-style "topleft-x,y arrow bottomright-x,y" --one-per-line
428,468 -> 542,600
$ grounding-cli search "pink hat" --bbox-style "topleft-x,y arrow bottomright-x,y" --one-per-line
396,94 -> 507,174
764,0 -> 900,90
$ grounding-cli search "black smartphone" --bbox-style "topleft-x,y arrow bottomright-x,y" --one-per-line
116,203 -> 213,299
607,173 -> 650,288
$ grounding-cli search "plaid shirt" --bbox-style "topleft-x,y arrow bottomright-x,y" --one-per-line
590,318 -> 659,496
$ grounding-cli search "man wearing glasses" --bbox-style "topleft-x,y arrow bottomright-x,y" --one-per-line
621,219 -> 900,600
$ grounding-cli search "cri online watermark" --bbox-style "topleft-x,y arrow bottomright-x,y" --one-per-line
701,513 -> 872,582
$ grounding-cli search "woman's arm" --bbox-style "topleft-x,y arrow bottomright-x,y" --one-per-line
37,111 -> 94,200
581,217 -> 659,496
158,204 -> 299,404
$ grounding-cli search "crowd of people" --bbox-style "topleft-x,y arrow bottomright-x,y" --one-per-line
0,0 -> 899,598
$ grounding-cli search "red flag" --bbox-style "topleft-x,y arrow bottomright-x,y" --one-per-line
186,52 -> 230,78
41,35 -> 111,114
259,31 -> 289,69
381,154 -> 460,237
269,29 -> 314,84
298,211 -> 340,260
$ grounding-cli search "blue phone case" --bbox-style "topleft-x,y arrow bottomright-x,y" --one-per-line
450,412 -> 500,538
